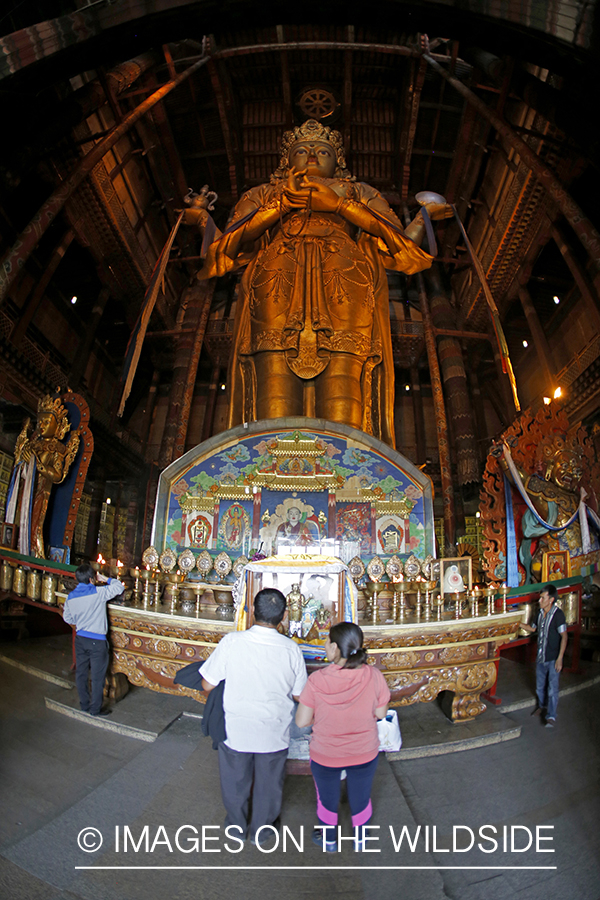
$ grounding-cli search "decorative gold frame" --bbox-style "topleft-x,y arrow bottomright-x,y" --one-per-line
440,556 -> 473,596
541,550 -> 571,582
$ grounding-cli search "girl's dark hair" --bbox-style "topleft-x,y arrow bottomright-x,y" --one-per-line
329,622 -> 368,669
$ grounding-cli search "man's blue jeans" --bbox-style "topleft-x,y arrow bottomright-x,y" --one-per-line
536,659 -> 560,721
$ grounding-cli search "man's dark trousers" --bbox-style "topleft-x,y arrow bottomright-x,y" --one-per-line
75,635 -> 109,714
217,742 -> 288,841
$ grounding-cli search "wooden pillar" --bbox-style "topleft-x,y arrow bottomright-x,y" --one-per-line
158,280 -> 215,469
201,365 -> 222,443
518,285 -> 555,392
416,271 -> 456,552
70,286 -> 110,388
84,479 -> 105,561
426,269 -> 480,485
410,366 -> 426,465
551,224 -> 600,330
111,481 -> 123,562
140,369 -> 160,452
123,484 -> 140,564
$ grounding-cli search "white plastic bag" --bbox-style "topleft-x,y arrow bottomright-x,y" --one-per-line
377,709 -> 402,752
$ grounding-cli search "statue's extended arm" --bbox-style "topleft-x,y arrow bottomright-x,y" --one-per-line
35,446 -> 66,483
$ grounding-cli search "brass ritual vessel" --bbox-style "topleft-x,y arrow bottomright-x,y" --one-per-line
168,571 -> 185,613
214,586 -> 234,620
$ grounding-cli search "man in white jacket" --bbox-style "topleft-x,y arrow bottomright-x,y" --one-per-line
62,563 -> 124,716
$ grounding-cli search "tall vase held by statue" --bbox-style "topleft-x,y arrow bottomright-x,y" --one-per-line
194,119 -> 452,446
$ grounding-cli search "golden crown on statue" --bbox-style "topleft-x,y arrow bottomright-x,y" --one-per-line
37,394 -> 70,439
273,119 -> 351,180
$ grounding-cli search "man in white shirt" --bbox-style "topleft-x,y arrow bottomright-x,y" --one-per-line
201,587 -> 307,844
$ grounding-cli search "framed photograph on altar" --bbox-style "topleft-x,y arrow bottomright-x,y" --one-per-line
49,546 -> 68,564
542,550 -> 571,582
0,522 -> 17,549
440,556 -> 472,596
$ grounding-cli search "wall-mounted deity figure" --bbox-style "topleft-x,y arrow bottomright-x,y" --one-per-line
481,406 -> 600,584
192,119 -> 450,445
6,395 -> 80,558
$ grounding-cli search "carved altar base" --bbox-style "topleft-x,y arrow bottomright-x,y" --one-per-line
105,600 -> 522,723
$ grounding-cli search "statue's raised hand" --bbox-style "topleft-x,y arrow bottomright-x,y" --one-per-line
421,200 -> 454,221
281,167 -> 315,213
301,177 -> 340,213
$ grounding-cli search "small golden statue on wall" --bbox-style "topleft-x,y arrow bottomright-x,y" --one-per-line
6,395 -> 80,558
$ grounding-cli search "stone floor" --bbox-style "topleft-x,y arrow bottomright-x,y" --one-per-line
1,634 -> 599,900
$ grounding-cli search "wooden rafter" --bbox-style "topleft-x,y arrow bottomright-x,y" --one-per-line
207,45 -> 243,201
397,57 -> 427,200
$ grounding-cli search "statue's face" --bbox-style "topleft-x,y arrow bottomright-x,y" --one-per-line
551,450 -> 582,490
289,141 -> 336,177
287,507 -> 301,525
37,412 -> 58,438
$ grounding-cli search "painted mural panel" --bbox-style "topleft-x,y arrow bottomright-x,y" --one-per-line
156,423 -> 434,563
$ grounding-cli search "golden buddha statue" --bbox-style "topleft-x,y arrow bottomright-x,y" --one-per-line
6,395 -> 80,558
197,119 -> 449,445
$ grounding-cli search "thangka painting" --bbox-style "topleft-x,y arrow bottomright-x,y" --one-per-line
259,491 -> 326,555
336,502 -> 372,553
152,419 -> 435,563
480,405 -> 600,584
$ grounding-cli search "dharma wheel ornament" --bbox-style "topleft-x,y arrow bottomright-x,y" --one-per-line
142,546 -> 159,569
348,556 -> 366,584
214,552 -> 232,582
385,555 -> 403,581
196,550 -> 213,577
178,548 -> 196,574
159,548 -> 177,573
421,555 -> 435,580
366,556 -> 385,583
233,555 -> 249,579
405,554 -> 421,580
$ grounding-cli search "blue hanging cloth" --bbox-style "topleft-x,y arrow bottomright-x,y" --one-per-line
504,474 -> 520,587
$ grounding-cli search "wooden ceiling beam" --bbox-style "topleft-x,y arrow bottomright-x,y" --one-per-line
187,76 -> 218,190
207,42 -> 244,201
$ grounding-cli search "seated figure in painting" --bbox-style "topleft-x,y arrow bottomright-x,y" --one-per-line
192,119 -> 450,445
6,395 -> 80,558
276,506 -> 318,548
